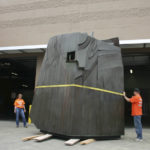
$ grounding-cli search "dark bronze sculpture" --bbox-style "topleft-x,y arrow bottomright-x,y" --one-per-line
31,33 -> 124,138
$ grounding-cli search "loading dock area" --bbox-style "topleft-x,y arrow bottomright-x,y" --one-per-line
0,46 -> 45,120
0,57 -> 36,119
122,42 -> 150,127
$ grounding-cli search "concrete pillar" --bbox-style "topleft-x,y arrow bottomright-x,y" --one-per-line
35,54 -> 44,85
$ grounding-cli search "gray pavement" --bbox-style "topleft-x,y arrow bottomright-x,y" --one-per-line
0,120 -> 150,150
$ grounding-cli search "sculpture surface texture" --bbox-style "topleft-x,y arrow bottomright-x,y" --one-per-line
31,33 -> 124,138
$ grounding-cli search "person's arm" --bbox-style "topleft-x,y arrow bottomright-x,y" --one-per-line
123,92 -> 130,102
14,100 -> 16,113
24,105 -> 26,113
14,106 -> 16,113
22,99 -> 26,112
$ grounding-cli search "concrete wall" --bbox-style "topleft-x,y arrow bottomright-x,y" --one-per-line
0,0 -> 150,46
35,54 -> 44,84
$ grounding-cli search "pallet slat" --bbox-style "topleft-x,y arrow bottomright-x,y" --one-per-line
65,139 -> 80,146
22,134 -> 43,141
80,139 -> 95,145
33,134 -> 52,141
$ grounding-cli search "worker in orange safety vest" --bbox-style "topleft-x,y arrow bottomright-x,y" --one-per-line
123,88 -> 143,141
14,93 -> 27,128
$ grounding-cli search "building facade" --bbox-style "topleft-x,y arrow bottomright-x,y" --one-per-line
0,0 -> 150,46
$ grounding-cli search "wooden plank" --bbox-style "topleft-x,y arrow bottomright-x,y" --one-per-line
65,139 -> 80,146
22,134 -> 43,141
80,139 -> 95,145
33,134 -> 52,141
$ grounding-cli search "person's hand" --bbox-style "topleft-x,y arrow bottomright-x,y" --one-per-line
123,91 -> 126,97
24,109 -> 26,113
14,109 -> 16,113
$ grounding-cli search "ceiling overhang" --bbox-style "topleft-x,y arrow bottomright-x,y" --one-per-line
0,39 -> 150,55
0,45 -> 46,55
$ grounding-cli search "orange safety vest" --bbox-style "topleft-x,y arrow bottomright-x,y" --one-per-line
130,95 -> 143,116
14,99 -> 25,109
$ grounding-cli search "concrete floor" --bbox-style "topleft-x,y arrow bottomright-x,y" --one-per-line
0,121 -> 150,150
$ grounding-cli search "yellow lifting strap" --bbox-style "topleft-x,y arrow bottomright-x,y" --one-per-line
35,84 -> 123,96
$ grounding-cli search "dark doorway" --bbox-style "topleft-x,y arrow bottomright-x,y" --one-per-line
123,51 -> 150,127
0,57 -> 36,120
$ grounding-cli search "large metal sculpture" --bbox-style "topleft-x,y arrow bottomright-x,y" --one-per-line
31,33 -> 124,138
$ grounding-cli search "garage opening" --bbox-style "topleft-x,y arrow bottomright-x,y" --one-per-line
0,57 -> 36,120
122,48 -> 150,127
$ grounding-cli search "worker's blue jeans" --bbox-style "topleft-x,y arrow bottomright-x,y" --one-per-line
133,116 -> 142,139
16,108 -> 26,127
